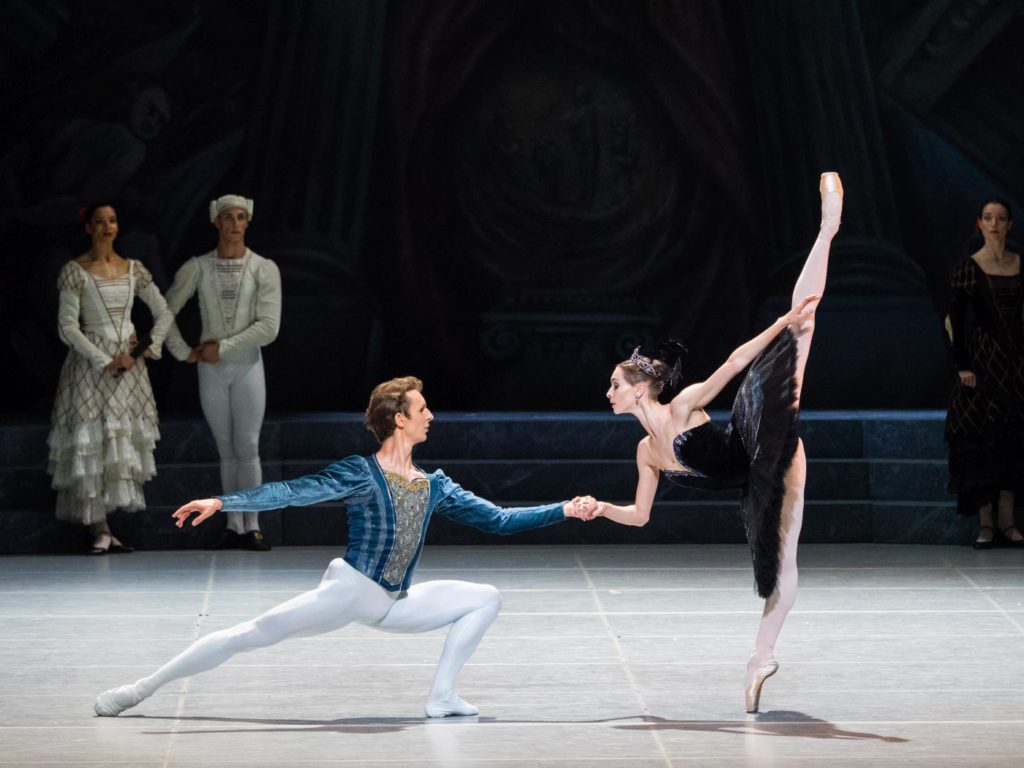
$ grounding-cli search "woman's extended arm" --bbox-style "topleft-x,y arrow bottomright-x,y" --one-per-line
591,441 -> 661,527
671,294 -> 819,413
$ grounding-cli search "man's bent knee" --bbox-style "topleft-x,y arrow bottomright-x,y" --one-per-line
478,584 -> 502,615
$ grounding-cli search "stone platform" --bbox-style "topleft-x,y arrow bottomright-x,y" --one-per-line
3,544 -> 1023,767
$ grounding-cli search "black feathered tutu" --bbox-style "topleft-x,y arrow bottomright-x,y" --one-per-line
663,329 -> 800,598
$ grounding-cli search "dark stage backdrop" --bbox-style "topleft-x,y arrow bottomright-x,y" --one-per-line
1,0 -> 1021,415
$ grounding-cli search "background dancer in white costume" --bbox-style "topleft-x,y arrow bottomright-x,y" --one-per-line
579,172 -> 843,713
47,203 -> 172,554
164,194 -> 281,550
95,376 -> 594,718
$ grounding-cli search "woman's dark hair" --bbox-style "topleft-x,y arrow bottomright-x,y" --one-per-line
977,198 -> 1012,221
617,339 -> 687,402
78,203 -> 117,224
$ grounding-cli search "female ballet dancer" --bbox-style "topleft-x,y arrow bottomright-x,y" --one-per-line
583,172 -> 842,713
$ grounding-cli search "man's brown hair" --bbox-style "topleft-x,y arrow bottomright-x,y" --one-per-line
364,376 -> 424,442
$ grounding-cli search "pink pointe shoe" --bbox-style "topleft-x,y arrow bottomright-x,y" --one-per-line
744,658 -> 779,714
819,171 -> 843,239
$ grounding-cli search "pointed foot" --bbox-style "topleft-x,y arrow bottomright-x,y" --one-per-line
819,171 -> 843,240
744,658 -> 779,714
94,685 -> 143,717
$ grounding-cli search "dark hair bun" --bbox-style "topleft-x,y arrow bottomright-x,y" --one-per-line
656,339 -> 687,390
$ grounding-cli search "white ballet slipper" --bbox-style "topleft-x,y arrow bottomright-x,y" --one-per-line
94,685 -> 143,717
425,694 -> 479,718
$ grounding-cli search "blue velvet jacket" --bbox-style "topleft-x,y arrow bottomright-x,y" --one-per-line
217,455 -> 567,591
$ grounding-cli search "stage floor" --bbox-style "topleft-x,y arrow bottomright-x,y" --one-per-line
2,544 -> 1023,767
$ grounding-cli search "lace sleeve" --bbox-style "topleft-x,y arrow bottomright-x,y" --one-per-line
56,261 -> 85,293
56,264 -> 113,369
133,260 -> 154,291
134,261 -> 173,356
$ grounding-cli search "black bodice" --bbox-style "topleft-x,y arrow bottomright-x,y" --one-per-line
663,421 -> 749,491
657,328 -> 799,599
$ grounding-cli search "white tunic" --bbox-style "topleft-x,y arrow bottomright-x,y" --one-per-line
164,249 -> 281,364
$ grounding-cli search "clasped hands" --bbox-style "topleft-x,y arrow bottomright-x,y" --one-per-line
186,340 -> 220,364
105,333 -> 152,377
104,353 -> 136,377
567,495 -> 602,521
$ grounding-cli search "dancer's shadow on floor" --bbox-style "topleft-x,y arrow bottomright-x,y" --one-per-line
613,711 -> 908,743
136,710 -> 906,743
135,714 -> 424,735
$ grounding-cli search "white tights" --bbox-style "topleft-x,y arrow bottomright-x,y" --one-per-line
198,357 -> 266,534
129,559 -> 499,715
748,186 -> 837,673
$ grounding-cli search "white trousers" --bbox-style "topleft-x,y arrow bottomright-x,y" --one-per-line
132,559 -> 501,708
198,357 -> 266,533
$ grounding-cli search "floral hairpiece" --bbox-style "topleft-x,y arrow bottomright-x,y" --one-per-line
629,347 -> 658,378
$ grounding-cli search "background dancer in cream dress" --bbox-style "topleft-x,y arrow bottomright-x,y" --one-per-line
48,203 -> 172,554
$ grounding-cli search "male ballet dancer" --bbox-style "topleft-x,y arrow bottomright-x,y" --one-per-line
95,376 -> 592,718
164,194 -> 281,550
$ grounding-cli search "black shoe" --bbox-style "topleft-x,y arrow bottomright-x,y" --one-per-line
108,537 -> 134,554
973,526 -> 995,550
89,532 -> 111,556
242,531 -> 271,551
996,526 -> 1024,548
205,529 -> 242,550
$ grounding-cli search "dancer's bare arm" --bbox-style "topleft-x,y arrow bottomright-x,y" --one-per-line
589,441 -> 661,526
173,498 -> 224,527
670,295 -> 820,415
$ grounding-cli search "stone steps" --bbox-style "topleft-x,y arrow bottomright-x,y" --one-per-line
0,411 -> 967,553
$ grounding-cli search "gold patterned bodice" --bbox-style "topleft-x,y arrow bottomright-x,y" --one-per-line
380,470 -> 430,585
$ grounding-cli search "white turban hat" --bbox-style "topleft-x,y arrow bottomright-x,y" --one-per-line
209,194 -> 254,223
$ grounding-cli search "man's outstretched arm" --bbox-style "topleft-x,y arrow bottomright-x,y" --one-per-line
172,456 -> 373,527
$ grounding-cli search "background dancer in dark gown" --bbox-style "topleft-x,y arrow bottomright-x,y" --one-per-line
579,172 -> 843,713
944,198 -> 1024,549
